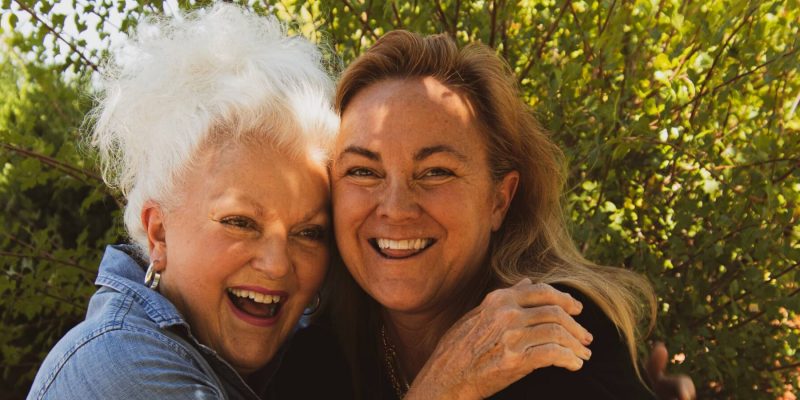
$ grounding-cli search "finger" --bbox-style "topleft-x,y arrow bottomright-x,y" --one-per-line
512,282 -> 583,315
677,375 -> 696,400
524,305 -> 593,345
512,277 -> 533,287
654,374 -> 695,400
524,342 -> 585,372
519,322 -> 592,361
646,341 -> 669,384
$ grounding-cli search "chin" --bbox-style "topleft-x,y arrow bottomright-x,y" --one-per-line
231,350 -> 276,376
371,286 -> 430,312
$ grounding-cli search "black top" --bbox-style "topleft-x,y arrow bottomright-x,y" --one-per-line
266,321 -> 354,399
488,285 -> 655,399
273,285 -> 654,399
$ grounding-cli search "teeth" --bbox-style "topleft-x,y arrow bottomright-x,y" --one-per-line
376,238 -> 431,250
228,288 -> 281,304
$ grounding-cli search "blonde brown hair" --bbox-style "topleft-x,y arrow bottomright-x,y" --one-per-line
332,30 -> 657,390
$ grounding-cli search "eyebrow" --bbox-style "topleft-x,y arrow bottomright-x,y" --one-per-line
301,202 -> 331,225
414,145 -> 469,162
337,144 -> 469,164
337,146 -> 381,163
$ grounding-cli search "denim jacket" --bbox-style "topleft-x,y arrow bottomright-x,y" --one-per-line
27,245 -> 282,400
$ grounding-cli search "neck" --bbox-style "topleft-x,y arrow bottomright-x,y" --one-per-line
382,307 -> 457,381
379,266 -> 493,382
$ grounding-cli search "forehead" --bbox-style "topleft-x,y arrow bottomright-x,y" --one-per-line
184,140 -> 329,216
338,77 -> 485,151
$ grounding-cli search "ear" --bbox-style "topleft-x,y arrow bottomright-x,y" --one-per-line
141,200 -> 167,271
491,171 -> 519,232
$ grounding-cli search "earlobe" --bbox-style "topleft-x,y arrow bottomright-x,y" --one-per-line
141,200 -> 167,271
491,171 -> 520,231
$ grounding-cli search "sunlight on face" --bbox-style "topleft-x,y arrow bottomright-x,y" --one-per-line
332,77 -> 515,316
156,141 -> 330,375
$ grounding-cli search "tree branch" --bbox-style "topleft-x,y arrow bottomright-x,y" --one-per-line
432,0 -> 453,37
1,142 -> 102,183
771,361 -> 800,372
489,0 -> 498,48
518,0 -> 572,83
453,0 -> 462,38
0,251 -> 95,275
688,5 -> 758,123
569,3 -> 595,63
729,287 -> 800,331
12,0 -> 100,73
599,0 -> 616,36
391,1 -> 403,28
340,0 -> 379,41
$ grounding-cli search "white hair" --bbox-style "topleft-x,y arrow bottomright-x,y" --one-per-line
88,3 -> 338,252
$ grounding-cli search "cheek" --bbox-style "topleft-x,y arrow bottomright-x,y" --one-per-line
293,248 -> 329,291
423,185 -> 493,224
332,184 -> 370,237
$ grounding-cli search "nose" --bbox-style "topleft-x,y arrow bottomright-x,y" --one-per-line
251,233 -> 291,280
376,178 -> 421,222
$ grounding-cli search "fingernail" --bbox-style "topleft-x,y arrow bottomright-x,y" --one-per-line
583,332 -> 593,344
582,348 -> 592,360
575,300 -> 583,312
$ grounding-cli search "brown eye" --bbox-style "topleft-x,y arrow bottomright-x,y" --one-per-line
346,167 -> 378,178
297,226 -> 327,242
421,168 -> 455,179
220,216 -> 258,230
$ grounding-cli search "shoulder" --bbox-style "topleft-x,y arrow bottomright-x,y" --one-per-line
29,294 -> 222,400
553,284 -> 621,352
490,284 -> 655,400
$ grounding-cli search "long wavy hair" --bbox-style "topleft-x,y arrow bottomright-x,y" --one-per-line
329,30 -> 657,395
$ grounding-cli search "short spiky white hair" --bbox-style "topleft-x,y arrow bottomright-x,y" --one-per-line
89,3 -> 337,252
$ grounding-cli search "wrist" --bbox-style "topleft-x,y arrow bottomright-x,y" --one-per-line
406,361 -> 483,400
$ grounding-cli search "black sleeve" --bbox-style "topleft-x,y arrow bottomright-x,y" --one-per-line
489,285 -> 655,400
266,322 -> 354,399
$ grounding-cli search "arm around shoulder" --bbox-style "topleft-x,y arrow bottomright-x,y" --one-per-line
491,287 -> 655,399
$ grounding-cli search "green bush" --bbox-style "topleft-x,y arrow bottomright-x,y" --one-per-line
2,1 -> 798,399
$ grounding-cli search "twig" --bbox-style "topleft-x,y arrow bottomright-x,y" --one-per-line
568,2 -> 595,63
391,1 -> 403,28
453,0 -> 462,38
340,0 -> 379,41
688,5 -> 758,123
598,0 -> 616,36
730,287 -> 800,331
12,0 -> 100,73
518,0 -> 572,83
489,0 -> 498,48
770,361 -> 800,372
0,251 -> 95,275
432,0 -> 453,36
1,142 -> 101,183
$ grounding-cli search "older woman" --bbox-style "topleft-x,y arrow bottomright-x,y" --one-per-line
320,30 -> 690,399
27,5 -> 347,399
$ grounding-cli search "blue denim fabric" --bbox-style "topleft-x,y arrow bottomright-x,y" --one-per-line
27,245 -> 269,400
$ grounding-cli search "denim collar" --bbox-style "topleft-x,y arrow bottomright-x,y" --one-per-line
93,244 -> 292,397
94,244 -> 187,329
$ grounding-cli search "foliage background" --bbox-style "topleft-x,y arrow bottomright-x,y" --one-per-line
1,0 -> 798,399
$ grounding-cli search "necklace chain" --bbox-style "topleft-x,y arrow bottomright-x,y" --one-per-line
381,324 -> 410,399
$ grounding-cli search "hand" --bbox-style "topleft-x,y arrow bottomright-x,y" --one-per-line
646,342 -> 696,400
406,279 -> 594,400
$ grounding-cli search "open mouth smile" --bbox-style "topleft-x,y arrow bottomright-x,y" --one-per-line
368,238 -> 436,259
227,288 -> 286,325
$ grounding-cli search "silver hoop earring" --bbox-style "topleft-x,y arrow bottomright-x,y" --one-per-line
303,293 -> 321,316
144,262 -> 161,290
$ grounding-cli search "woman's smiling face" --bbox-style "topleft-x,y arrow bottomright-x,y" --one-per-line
147,140 -> 330,375
331,77 -> 518,315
